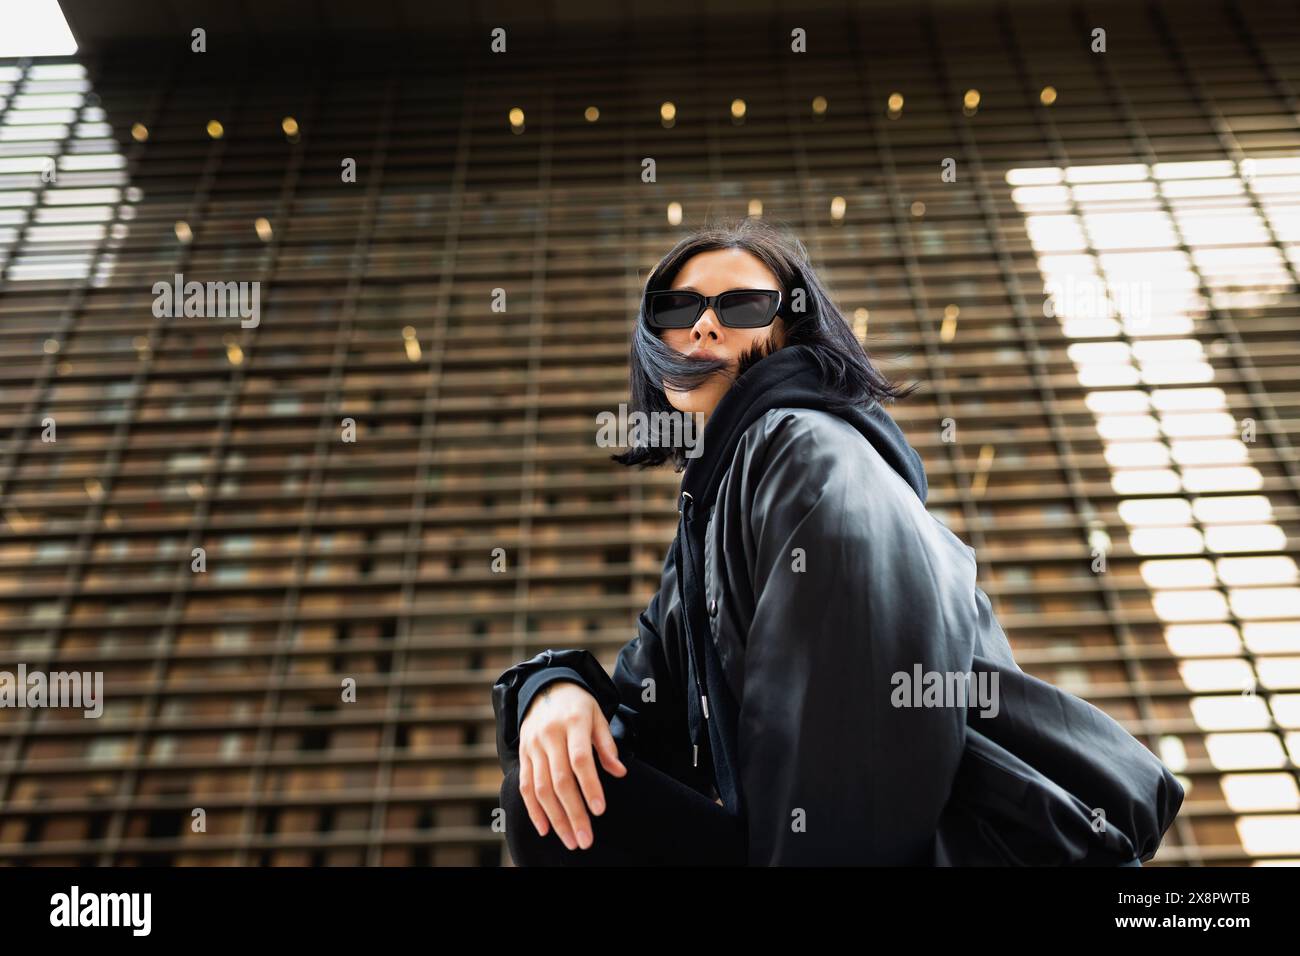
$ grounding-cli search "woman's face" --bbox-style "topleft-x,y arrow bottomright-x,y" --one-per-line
657,248 -> 786,420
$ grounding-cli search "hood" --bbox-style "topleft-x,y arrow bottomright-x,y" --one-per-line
679,343 -> 928,509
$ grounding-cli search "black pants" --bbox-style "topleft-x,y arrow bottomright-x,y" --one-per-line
500,744 -> 747,866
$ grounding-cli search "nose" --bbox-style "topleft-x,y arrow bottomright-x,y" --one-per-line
691,307 -> 723,343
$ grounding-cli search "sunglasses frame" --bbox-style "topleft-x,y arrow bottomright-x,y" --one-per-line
643,288 -> 784,330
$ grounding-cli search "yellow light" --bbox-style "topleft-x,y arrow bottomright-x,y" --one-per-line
854,308 -> 869,340
254,217 -> 273,241
131,122 -> 148,142
940,305 -> 959,342
84,478 -> 103,501
660,101 -> 676,126
667,202 -> 683,226
509,107 -> 525,127
730,98 -> 746,120
402,326 -> 422,361
1040,86 -> 1057,106
225,342 -> 244,366
43,338 -> 59,354
174,221 -> 193,243
404,334 -> 422,362
206,119 -> 224,139
282,116 -> 299,137
910,200 -> 926,217
887,92 -> 904,116
812,95 -> 828,115
830,196 -> 846,220
748,198 -> 763,217
970,444 -> 996,496
964,89 -> 981,110
584,106 -> 599,122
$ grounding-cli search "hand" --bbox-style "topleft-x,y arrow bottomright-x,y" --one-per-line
516,680 -> 627,850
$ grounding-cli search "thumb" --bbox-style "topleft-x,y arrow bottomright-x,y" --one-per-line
592,712 -> 627,777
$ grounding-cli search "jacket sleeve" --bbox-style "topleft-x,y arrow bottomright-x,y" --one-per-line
727,408 -> 979,865
491,559 -> 704,791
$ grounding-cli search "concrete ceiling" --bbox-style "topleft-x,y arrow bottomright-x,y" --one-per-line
55,0 -> 1027,51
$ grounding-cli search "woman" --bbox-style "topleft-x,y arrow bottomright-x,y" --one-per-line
491,217 -> 1184,866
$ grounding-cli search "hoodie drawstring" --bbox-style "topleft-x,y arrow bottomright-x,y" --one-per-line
677,489 -> 710,769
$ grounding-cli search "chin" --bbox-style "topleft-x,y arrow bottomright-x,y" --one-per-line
665,368 -> 731,416
666,398 -> 703,416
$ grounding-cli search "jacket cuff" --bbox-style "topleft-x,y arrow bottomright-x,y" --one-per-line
515,667 -> 595,738
491,649 -> 622,760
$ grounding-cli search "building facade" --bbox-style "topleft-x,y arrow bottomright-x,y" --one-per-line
0,0 -> 1298,865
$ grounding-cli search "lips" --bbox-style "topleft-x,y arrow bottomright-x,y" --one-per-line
687,350 -> 724,362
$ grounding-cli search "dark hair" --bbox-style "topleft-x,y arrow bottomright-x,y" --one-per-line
611,215 -> 917,470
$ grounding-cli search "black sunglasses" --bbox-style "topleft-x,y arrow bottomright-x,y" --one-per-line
643,288 -> 783,330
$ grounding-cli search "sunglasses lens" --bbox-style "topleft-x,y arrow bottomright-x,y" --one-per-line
720,291 -> 778,328
648,293 -> 700,329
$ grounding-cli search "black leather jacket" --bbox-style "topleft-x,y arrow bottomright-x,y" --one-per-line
492,345 -> 1184,865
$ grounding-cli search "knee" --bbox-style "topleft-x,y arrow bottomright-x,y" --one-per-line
500,765 -> 526,822
500,765 -> 568,867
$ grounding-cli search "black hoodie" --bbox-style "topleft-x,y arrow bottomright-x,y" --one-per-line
680,343 -> 928,507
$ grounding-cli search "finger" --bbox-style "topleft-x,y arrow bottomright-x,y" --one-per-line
568,722 -> 606,817
543,733 -> 592,850
532,745 -> 577,851
516,750 -> 549,838
592,715 -> 627,779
